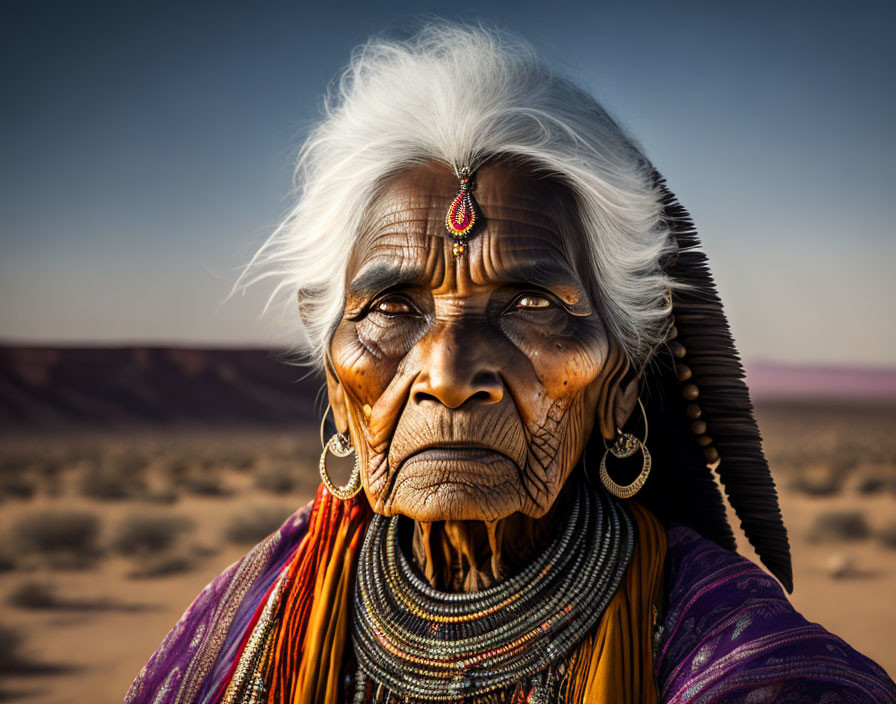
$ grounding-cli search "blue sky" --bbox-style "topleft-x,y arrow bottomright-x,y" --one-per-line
1,0 -> 894,365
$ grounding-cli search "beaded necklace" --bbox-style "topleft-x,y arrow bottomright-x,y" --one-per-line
350,478 -> 634,703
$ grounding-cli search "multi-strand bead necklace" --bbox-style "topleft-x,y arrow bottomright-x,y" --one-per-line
350,478 -> 634,703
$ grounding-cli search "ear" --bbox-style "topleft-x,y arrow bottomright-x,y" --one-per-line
595,341 -> 633,441
612,374 -> 641,432
297,289 -> 314,333
323,362 -> 350,435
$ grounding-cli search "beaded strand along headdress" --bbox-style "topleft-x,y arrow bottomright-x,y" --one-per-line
626,173 -> 793,593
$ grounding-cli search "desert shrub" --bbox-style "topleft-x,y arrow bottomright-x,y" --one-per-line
111,450 -> 149,475
0,454 -> 30,472
141,487 -> 180,505
128,553 -> 194,579
112,511 -> 194,555
79,463 -> 146,500
228,451 -> 256,471
190,543 -> 219,558
888,474 -> 896,498
0,473 -> 36,500
877,521 -> 896,550
823,552 -> 857,579
807,510 -> 871,544
0,544 -> 15,572
176,471 -> 230,497
829,456 -> 858,479
856,476 -> 889,495
224,505 -> 290,545
274,453 -> 322,492
37,457 -> 64,478
0,622 -> 27,671
63,444 -> 102,466
164,456 -> 191,480
789,471 -> 843,497
11,510 -> 101,563
254,464 -> 303,494
7,579 -> 57,609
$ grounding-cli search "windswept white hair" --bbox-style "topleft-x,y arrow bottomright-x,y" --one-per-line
239,22 -> 680,370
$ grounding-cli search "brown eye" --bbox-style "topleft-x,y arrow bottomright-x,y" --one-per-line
514,294 -> 551,310
372,297 -> 413,315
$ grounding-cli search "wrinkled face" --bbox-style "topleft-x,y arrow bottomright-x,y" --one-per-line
327,162 -> 628,522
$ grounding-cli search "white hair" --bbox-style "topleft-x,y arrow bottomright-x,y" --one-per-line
238,22 -> 680,370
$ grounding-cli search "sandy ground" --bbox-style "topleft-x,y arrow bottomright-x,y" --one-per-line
0,416 -> 894,702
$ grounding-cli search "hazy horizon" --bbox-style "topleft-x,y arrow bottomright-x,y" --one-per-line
2,0 -> 894,366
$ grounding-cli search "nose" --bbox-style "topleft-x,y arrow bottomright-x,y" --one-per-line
411,323 -> 504,409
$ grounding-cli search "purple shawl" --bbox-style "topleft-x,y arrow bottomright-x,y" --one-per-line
125,501 -> 896,703
655,524 -> 895,702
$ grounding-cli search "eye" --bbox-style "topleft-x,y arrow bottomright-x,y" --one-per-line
513,294 -> 552,310
370,295 -> 416,316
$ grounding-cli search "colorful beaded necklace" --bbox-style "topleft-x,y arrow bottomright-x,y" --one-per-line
350,477 -> 634,703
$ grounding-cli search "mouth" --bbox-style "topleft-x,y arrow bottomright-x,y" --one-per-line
402,443 -> 513,465
385,442 -> 527,521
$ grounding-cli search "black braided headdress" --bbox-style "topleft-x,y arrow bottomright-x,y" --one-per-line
601,175 -> 793,594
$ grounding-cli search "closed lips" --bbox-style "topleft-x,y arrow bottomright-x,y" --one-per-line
402,444 -> 514,465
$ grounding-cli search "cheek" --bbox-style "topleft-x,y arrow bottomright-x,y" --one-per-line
500,316 -> 607,401
330,319 -> 420,507
517,328 -> 606,510
355,312 -> 428,361
329,320 -> 401,404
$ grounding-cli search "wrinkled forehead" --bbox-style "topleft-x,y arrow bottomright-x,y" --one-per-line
346,161 -> 589,302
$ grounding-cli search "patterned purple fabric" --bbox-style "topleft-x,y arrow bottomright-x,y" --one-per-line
655,525 -> 896,703
125,502 -> 896,703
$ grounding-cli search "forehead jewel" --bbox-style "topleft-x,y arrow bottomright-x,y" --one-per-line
445,166 -> 480,258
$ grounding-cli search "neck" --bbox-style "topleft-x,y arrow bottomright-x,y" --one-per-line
409,503 -> 561,593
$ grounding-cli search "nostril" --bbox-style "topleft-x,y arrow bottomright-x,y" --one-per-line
468,390 -> 495,403
471,372 -> 503,401
412,390 -> 440,405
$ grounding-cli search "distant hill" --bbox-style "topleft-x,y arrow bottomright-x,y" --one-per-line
1,346 -> 893,432
0,346 -> 323,432
745,361 -> 896,401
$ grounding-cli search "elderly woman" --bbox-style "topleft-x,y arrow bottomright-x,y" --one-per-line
126,24 -> 895,704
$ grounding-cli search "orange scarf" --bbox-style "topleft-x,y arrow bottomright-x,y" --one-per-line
254,489 -> 666,704
559,502 -> 667,703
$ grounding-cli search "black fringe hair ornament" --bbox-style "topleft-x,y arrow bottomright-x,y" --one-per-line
597,174 -> 793,594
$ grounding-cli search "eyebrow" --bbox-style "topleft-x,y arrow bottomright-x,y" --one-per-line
347,263 -> 427,300
493,259 -> 588,302
495,259 -> 579,289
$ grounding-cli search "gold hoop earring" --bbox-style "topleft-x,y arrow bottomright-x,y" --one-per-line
599,398 -> 651,499
318,406 -> 362,500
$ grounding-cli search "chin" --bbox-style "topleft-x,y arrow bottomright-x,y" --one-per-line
382,454 -> 526,522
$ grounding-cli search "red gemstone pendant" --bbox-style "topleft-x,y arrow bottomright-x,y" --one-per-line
445,168 -> 478,257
